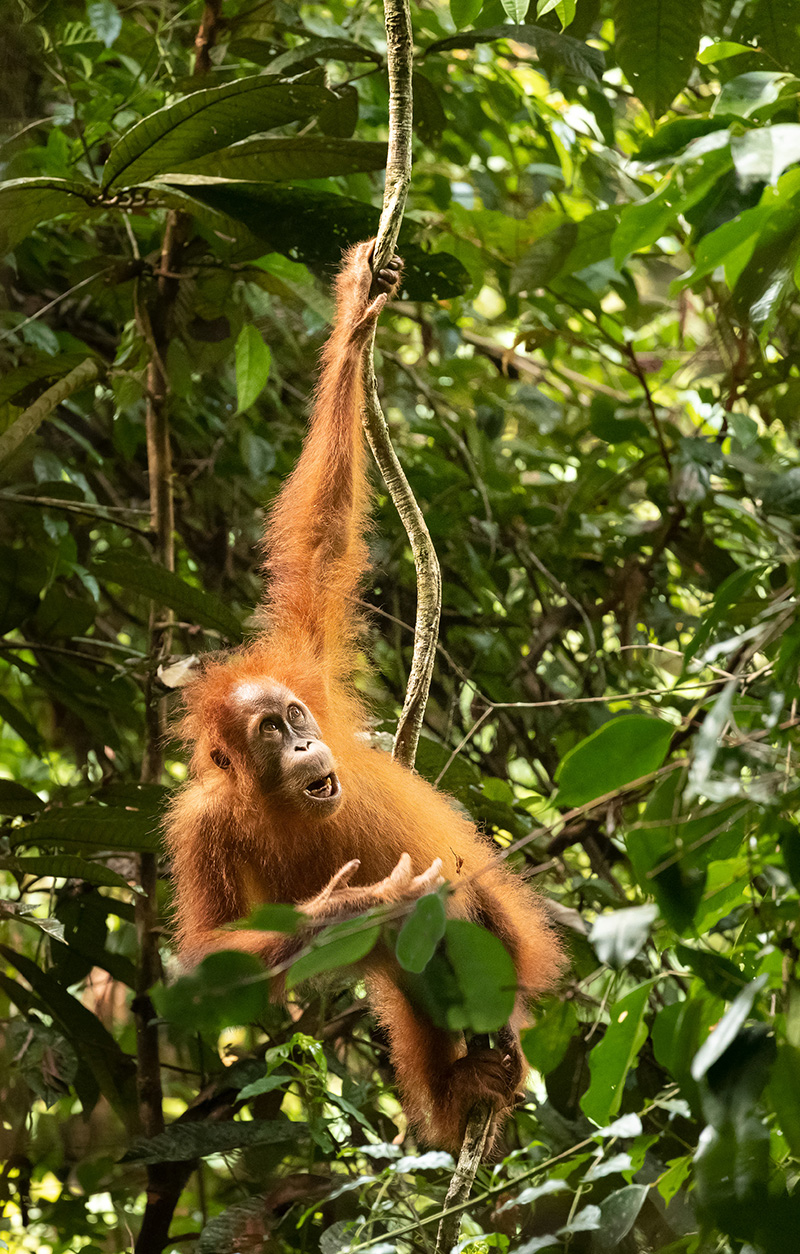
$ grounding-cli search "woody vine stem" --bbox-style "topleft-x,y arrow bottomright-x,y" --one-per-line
363,0 -> 442,773
365,1 -> 491,1250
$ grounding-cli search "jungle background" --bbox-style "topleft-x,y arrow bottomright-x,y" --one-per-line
3,0 -> 800,1251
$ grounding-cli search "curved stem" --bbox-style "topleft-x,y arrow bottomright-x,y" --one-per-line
363,0 -> 442,770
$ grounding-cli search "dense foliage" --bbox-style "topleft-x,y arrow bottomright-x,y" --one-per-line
3,0 -> 800,1251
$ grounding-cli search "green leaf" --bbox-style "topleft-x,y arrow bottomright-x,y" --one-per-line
590,905 -> 657,968
538,0 -> 576,28
124,1119 -> 304,1164
613,0 -> 702,118
521,997 -> 578,1074
101,79 -> 333,190
0,780 -> 43,815
450,0 -> 483,29
169,136 -> 388,182
687,679 -> 736,798
691,976 -> 767,1081
559,1204 -> 602,1234
0,178 -> 99,254
512,222 -> 579,293
0,693 -> 44,756
594,1185 -> 648,1250
501,0 -> 528,21
94,553 -> 242,640
286,919 -> 381,988
697,41 -> 754,64
731,205 -> 800,332
581,982 -> 650,1125
712,71 -> 790,119
152,179 -> 468,302
675,944 -> 748,1001
443,918 -> 517,1033
612,146 -> 731,268
555,716 -> 672,807
231,903 -> 302,933
768,1043 -> 800,1156
86,0 -> 121,47
14,806 -> 160,854
265,35 -> 380,75
235,326 -> 271,413
237,1072 -> 293,1102
153,950 -> 272,1034
395,892 -> 447,973
0,854 -> 140,892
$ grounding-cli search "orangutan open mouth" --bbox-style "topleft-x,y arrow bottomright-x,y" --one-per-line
303,773 -> 341,802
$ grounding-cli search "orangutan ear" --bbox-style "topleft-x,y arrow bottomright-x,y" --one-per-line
210,747 -> 231,771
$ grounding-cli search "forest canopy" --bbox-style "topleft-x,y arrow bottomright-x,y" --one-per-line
2,1 -> 800,1252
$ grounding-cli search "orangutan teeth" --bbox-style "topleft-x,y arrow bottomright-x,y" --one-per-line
306,775 -> 333,797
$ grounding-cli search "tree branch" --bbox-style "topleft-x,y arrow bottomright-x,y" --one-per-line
435,1099 -> 492,1254
0,358 -> 100,467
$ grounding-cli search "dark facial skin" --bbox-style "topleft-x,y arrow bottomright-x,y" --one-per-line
229,679 -> 342,817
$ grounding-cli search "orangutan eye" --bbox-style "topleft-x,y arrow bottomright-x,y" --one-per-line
259,716 -> 282,734
287,704 -> 304,724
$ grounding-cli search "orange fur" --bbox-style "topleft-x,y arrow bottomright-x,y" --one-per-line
166,241 -> 565,1152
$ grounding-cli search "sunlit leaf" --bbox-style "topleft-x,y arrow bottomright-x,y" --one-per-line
555,716 -> 672,807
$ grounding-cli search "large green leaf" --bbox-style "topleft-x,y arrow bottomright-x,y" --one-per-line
395,892 -> 447,974
580,982 -> 650,1125
13,806 -> 161,854
167,135 -> 388,182
0,854 -> 141,892
732,125 -> 800,187
731,205 -> 800,332
149,180 -> 470,301
443,919 -> 517,1033
94,553 -> 243,640
712,71 -> 789,120
555,716 -> 673,807
613,0 -> 702,118
0,780 -> 44,815
691,975 -> 767,1081
612,145 -> 731,268
101,78 -> 333,190
153,950 -> 273,1035
0,178 -> 99,254
286,918 -> 381,988
594,1185 -> 648,1251
521,997 -> 578,1075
